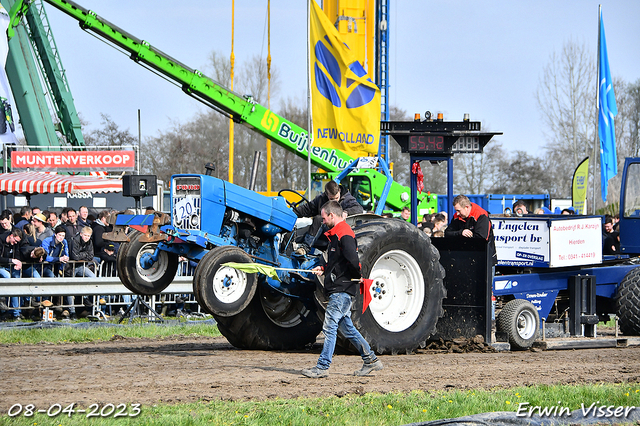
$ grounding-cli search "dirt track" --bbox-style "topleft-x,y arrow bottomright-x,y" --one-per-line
2,335 -> 640,411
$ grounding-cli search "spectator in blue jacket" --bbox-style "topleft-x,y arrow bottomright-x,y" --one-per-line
40,225 -> 69,278
40,225 -> 77,318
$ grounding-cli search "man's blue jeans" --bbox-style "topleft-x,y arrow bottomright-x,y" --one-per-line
42,267 -> 76,315
317,292 -> 376,370
3,266 -> 40,318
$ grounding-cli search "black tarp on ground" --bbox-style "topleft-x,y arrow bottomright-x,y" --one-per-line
403,407 -> 640,426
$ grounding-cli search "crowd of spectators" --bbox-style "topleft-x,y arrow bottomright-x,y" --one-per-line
0,206 -> 119,321
397,199 -> 618,260
392,208 -> 448,237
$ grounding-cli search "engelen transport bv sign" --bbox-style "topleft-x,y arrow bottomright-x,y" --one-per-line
11,150 -> 135,172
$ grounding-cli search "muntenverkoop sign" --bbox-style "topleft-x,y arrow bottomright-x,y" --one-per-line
493,216 -> 602,268
11,150 -> 135,172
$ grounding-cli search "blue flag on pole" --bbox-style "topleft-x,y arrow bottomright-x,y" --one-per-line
598,10 -> 618,202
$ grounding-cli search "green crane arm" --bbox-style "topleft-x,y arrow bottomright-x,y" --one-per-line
8,0 -> 425,211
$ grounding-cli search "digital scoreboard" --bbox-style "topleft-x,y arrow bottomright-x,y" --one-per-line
381,119 -> 501,155
401,135 -> 483,154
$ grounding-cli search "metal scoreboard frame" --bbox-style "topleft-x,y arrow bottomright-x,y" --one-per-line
381,117 -> 502,223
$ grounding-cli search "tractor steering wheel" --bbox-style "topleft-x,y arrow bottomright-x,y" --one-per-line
277,189 -> 310,210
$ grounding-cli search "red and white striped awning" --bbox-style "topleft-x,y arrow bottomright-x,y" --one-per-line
0,171 -> 122,195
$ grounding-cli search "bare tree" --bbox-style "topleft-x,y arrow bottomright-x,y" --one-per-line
84,114 -> 137,147
386,105 -> 412,187
141,51 -> 290,188
270,95 -> 309,190
454,142 -> 507,194
626,79 -> 640,158
490,150 -> 555,195
140,113 -> 229,184
593,77 -> 640,208
204,51 -> 232,88
536,39 -> 595,199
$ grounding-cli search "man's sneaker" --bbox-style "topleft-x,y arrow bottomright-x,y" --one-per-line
61,310 -> 70,318
41,300 -> 53,308
301,366 -> 329,378
354,359 -> 383,376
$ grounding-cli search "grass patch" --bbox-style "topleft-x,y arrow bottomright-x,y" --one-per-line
0,320 -> 221,345
1,383 -> 638,425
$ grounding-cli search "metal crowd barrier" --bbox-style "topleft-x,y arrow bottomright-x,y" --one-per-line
0,260 -> 200,317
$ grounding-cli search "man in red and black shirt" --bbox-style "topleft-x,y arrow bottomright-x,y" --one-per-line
302,201 -> 383,378
445,195 -> 497,265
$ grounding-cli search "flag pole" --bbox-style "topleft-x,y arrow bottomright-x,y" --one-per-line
590,5 -> 601,214
273,266 -> 317,273
306,0 -> 313,197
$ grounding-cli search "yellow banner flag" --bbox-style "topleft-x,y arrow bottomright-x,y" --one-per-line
571,157 -> 589,215
309,0 -> 381,157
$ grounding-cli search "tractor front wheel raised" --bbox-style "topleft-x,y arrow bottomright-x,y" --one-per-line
117,230 -> 179,295
193,246 -> 258,317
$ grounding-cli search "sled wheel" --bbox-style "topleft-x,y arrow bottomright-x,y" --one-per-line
497,299 -> 539,350
616,266 -> 640,335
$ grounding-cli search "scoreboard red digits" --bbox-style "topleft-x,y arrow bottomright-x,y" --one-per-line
408,135 -> 445,152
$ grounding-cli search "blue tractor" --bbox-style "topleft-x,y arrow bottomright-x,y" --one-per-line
111,172 -> 446,354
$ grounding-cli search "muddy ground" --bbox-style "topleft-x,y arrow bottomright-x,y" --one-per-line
2,334 -> 640,412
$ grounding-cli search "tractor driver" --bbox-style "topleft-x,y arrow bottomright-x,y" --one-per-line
293,180 -> 363,255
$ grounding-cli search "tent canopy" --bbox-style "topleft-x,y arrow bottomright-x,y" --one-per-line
0,171 -> 122,196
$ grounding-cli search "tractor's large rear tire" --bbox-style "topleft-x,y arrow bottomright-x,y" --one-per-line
336,218 -> 446,355
213,285 -> 323,350
117,230 -> 179,295
616,266 -> 640,335
497,299 -> 539,350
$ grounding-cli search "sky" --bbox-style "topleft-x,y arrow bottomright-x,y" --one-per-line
33,0 -> 640,159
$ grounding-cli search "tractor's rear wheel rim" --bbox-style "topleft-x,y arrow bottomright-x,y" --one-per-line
369,249 -> 425,333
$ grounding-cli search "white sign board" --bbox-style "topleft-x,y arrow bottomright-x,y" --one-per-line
548,217 -> 602,267
493,218 -> 550,267
493,216 -> 603,268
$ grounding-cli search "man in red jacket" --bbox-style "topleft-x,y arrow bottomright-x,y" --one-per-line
445,195 -> 497,265
301,201 -> 382,378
